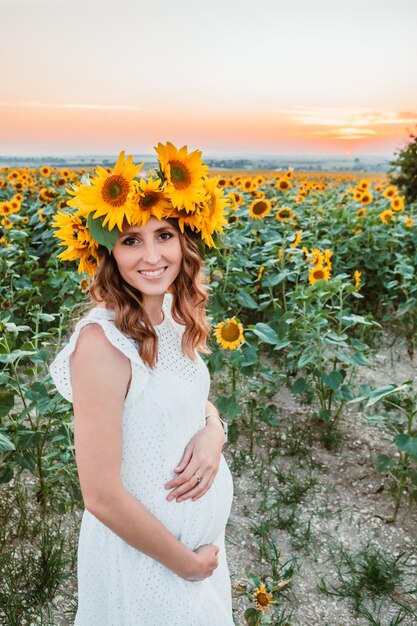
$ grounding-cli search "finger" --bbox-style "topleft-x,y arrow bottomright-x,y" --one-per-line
165,465 -> 200,495
176,476 -> 211,502
173,445 -> 193,473
166,472 -> 202,501
170,473 -> 208,502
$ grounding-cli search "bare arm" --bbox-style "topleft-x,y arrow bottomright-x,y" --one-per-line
71,324 -> 219,581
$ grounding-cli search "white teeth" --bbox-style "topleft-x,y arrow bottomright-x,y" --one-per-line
139,267 -> 166,277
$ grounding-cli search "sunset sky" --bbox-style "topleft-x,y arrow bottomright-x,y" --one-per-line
1,0 -> 416,157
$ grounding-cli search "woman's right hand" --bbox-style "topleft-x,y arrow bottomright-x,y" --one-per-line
185,544 -> 219,581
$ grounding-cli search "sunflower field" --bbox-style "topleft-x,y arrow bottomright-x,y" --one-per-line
1,160 -> 417,625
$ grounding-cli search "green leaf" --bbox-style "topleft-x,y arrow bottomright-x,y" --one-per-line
252,323 -> 290,350
239,345 -> 258,367
87,213 -> 118,252
235,291 -> 258,310
244,608 -> 260,626
0,465 -> 14,483
375,454 -> 396,473
365,383 -> 410,407
322,370 -> 344,390
16,429 -> 43,449
0,393 -> 15,418
394,434 -> 417,461
291,378 -> 310,394
297,352 -> 314,369
0,432 -> 15,451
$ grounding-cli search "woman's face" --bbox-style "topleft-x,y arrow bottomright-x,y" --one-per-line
112,217 -> 183,296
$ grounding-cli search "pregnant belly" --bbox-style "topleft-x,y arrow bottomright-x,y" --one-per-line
141,455 -> 234,550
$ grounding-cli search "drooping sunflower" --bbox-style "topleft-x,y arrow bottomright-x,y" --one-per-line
309,263 -> 331,285
249,198 -> 271,219
130,177 -> 173,226
66,151 -> 143,231
155,142 -> 208,213
253,582 -> 277,613
391,195 -> 404,212
214,317 -> 244,350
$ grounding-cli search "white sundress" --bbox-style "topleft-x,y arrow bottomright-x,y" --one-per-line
49,293 -> 235,625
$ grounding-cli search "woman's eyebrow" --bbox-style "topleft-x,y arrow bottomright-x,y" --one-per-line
122,226 -> 175,236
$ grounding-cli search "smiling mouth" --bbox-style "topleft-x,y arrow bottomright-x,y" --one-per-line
138,267 -> 167,278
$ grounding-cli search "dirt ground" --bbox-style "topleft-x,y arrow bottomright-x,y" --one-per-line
226,336 -> 417,625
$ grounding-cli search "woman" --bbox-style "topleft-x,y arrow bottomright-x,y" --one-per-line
50,146 -> 234,625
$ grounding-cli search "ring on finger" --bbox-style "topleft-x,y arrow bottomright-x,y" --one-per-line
193,472 -> 201,484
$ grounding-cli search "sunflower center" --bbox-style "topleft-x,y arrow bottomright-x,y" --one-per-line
253,201 -> 267,215
221,322 -> 240,342
169,160 -> 191,189
314,269 -> 325,280
140,192 -> 161,210
102,174 -> 130,207
280,210 -> 290,218
256,592 -> 269,607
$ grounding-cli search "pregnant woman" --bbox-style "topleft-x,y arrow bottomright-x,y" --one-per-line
49,144 -> 234,625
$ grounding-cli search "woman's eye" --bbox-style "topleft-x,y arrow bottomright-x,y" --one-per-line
123,237 -> 139,246
159,232 -> 173,241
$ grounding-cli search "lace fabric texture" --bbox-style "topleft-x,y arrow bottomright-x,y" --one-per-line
49,293 -> 235,625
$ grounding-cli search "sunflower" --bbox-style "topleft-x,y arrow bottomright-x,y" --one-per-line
276,178 -> 291,191
353,190 -> 363,201
21,216 -> 29,224
291,229 -> 302,249
276,207 -> 295,222
403,215 -> 413,228
40,166 -> 51,177
2,217 -> 13,230
38,209 -> 46,222
253,582 -> 276,613
241,177 -> 255,192
309,263 -> 331,285
391,195 -> 404,212
354,270 -> 361,290
214,317 -> 244,350
380,209 -> 394,224
357,207 -> 366,218
60,168 -> 70,178
130,177 -> 173,226
0,202 -> 12,216
52,211 -> 95,250
197,177 -> 229,246
360,192 -> 373,205
249,199 -> 271,219
14,193 -> 24,203
383,185 -> 397,199
66,151 -> 142,231
358,179 -> 370,191
155,142 -> 208,213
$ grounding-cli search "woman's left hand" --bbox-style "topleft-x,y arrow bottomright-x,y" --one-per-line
164,420 -> 225,502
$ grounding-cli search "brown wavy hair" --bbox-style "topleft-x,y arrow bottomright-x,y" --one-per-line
88,219 -> 211,368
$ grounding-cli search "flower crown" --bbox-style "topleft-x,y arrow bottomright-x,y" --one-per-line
52,142 -> 230,276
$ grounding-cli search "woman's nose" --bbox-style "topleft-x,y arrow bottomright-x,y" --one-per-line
142,241 -> 161,264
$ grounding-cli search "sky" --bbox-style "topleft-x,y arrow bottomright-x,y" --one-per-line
1,0 -> 417,157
